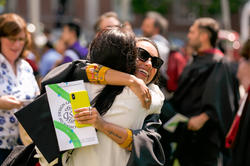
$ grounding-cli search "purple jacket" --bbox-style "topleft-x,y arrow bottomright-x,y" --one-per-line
62,41 -> 88,64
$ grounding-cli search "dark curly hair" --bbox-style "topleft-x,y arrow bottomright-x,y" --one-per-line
89,26 -> 137,115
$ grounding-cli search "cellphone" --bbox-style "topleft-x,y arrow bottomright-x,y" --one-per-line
69,90 -> 91,128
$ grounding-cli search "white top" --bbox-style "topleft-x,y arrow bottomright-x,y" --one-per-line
63,83 -> 164,166
0,53 -> 40,149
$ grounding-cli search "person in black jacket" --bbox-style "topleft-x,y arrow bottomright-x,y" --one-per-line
11,27 -> 165,166
159,17 -> 239,166
230,39 -> 250,166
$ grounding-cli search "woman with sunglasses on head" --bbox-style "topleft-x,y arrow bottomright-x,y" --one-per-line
60,29 -> 165,166
0,13 -> 40,164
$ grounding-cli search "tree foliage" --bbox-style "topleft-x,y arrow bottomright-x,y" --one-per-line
131,0 -> 248,16
0,0 -> 6,6
131,0 -> 171,15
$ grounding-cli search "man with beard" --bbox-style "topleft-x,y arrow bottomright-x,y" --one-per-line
159,17 -> 239,166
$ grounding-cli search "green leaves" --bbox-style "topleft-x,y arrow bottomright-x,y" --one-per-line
131,0 -> 171,15
131,0 -> 247,16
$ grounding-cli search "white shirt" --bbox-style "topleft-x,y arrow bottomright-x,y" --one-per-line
63,83 -> 164,166
0,53 -> 40,149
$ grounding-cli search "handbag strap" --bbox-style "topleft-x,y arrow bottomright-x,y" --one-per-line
225,92 -> 248,148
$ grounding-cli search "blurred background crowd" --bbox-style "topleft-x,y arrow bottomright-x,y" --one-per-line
1,0 -> 250,166
0,0 -> 248,73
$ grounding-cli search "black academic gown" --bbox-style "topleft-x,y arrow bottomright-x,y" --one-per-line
231,90 -> 250,166
14,60 -> 164,166
165,52 -> 239,165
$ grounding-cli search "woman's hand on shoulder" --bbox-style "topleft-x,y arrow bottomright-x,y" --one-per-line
0,95 -> 23,110
128,75 -> 151,109
103,69 -> 151,109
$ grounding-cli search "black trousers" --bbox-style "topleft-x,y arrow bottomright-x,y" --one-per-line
175,138 -> 219,166
0,148 -> 12,165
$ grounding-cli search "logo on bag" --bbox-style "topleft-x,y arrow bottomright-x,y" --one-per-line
58,101 -> 75,128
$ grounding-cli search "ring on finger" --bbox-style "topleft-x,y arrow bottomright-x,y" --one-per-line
88,106 -> 92,116
145,98 -> 150,102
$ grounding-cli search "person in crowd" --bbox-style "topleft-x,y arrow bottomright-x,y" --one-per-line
141,11 -> 170,91
230,39 -> 250,166
0,13 -> 40,164
159,17 -> 239,166
123,21 -> 134,32
180,43 -> 194,64
22,31 -> 40,79
54,38 -> 67,56
166,47 -> 187,93
52,38 -> 68,69
59,28 -> 165,166
60,19 -> 88,64
39,41 -> 62,77
94,11 -> 121,34
10,28 -> 164,165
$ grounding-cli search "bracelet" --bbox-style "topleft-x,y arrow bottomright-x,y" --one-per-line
86,64 -> 110,84
86,64 -> 99,84
127,142 -> 132,151
97,66 -> 110,84
119,128 -> 133,149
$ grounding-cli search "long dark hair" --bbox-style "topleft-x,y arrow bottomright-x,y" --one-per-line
89,26 -> 137,115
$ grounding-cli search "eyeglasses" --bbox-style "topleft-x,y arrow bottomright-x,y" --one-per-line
137,47 -> 163,69
6,36 -> 26,43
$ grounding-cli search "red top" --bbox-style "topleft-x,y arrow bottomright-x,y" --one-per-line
166,51 -> 187,91
25,58 -> 39,74
198,48 -> 224,57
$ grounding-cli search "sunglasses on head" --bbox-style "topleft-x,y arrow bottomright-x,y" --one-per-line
137,47 -> 163,69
